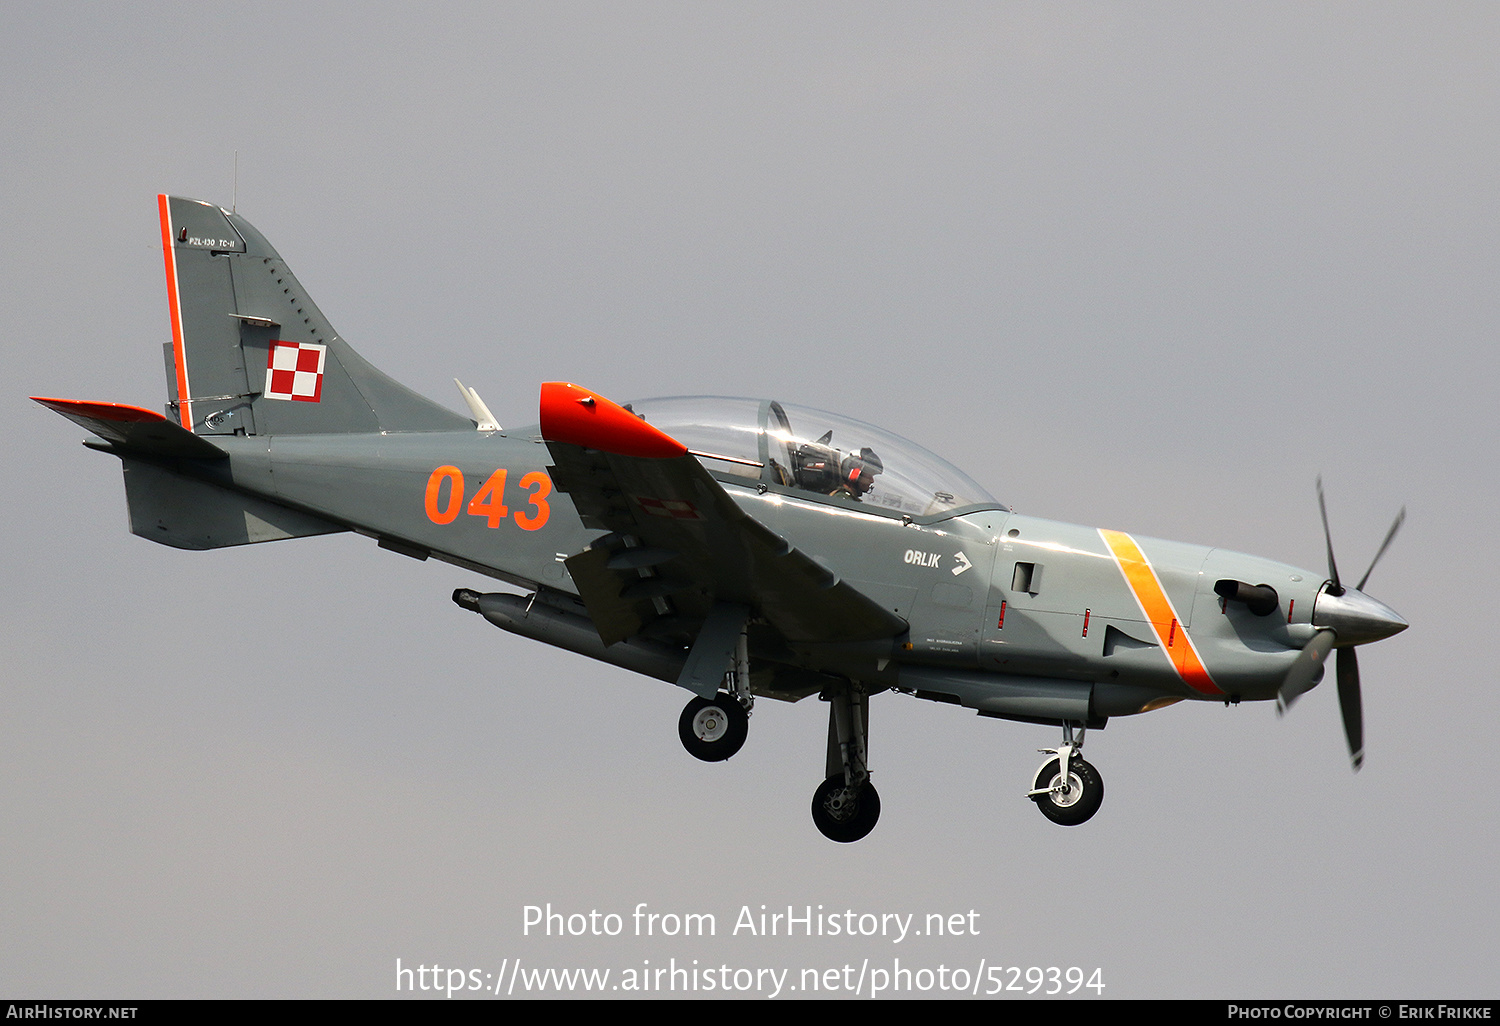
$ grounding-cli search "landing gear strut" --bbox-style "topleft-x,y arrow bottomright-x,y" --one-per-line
678,622 -> 752,762
811,684 -> 880,842
1028,722 -> 1104,826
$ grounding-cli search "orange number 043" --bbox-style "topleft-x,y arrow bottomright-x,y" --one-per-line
424,466 -> 551,531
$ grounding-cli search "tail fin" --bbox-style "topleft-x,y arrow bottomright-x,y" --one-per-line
158,195 -> 469,436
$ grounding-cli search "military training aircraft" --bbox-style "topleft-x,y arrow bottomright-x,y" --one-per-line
34,196 -> 1409,842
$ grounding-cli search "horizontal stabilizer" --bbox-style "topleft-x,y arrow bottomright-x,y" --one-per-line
32,397 -> 226,459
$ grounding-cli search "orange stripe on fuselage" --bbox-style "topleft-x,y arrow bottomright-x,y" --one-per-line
157,194 -> 192,431
1098,528 -> 1220,695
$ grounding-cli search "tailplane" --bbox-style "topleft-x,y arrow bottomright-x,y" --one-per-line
28,397 -> 346,550
157,195 -> 469,436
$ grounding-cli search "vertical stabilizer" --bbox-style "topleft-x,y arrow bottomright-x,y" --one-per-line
157,195 -> 469,436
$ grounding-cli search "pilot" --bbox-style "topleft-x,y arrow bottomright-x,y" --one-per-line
793,432 -> 883,500
838,447 -> 883,499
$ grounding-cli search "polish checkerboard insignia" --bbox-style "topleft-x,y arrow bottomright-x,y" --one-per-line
634,496 -> 703,520
264,340 -> 327,402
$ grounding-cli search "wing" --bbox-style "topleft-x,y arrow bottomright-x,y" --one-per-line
540,383 -> 907,660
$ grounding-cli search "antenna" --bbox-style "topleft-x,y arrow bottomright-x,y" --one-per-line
454,379 -> 501,432
232,151 -> 238,213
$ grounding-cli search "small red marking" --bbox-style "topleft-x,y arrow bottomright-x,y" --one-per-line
1287,598 -> 1295,623
1082,608 -> 1091,637
539,382 -> 688,459
1167,618 -> 1177,647
635,496 -> 702,520
997,600 -> 1006,630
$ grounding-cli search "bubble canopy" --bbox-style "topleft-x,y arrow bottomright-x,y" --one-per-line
621,396 -> 1005,520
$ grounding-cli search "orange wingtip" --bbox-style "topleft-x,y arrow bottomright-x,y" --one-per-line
31,397 -> 168,423
539,382 -> 687,459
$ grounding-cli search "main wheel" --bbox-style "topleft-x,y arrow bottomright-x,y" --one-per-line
678,695 -> 748,762
1031,757 -> 1104,826
811,776 -> 881,842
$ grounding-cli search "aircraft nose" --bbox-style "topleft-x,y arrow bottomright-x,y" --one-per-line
1312,586 -> 1408,646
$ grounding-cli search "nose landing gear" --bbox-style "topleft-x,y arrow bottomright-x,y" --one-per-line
1028,722 -> 1104,826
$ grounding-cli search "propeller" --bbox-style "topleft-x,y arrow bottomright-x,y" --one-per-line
1276,628 -> 1335,712
1278,477 -> 1406,771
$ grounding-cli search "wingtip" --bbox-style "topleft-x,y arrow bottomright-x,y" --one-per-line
32,397 -> 168,423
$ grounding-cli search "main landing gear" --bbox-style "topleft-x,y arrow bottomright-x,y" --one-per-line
678,694 -> 749,761
1028,722 -> 1104,826
677,617 -> 754,762
811,684 -> 880,843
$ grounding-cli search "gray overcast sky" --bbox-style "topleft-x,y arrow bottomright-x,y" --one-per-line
3,1 -> 1495,999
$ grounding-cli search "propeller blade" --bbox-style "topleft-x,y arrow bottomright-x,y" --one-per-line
1355,506 -> 1406,593
1316,476 -> 1344,596
1336,647 -> 1364,771
1277,628 -> 1337,713
1302,483 -> 1399,769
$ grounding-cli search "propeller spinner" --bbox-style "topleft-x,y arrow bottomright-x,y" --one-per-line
1277,478 -> 1407,770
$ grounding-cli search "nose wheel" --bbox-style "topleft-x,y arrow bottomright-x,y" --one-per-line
1028,722 -> 1104,826
1030,757 -> 1103,825
678,694 -> 749,762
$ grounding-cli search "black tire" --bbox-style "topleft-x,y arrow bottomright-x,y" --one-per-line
678,695 -> 748,762
811,776 -> 881,842
1030,757 -> 1104,826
